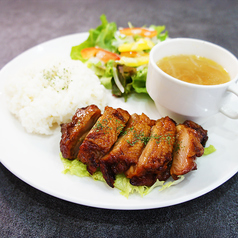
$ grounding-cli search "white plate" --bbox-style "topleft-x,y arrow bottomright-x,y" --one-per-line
0,33 -> 238,210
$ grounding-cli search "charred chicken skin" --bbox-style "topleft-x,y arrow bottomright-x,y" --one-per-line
183,120 -> 208,147
100,113 -> 155,188
59,105 -> 208,187
77,106 -> 130,175
60,105 -> 101,159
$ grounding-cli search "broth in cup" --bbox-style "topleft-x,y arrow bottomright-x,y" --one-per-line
156,54 -> 230,85
146,38 -> 238,123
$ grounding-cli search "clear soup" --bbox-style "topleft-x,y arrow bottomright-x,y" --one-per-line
156,55 -> 230,85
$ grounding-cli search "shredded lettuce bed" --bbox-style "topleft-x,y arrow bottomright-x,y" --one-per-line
60,142 -> 216,197
60,153 -> 185,198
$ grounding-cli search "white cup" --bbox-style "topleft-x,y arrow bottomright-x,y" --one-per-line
146,38 -> 238,123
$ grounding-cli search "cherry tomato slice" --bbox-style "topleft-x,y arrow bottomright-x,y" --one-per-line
119,27 -> 157,38
81,47 -> 120,63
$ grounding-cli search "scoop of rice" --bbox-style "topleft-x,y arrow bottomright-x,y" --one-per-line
5,57 -> 110,135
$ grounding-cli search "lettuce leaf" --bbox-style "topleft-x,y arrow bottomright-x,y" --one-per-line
70,14 -> 118,61
203,145 -> 216,155
60,153 -> 182,198
132,67 -> 148,94
61,155 -> 90,177
150,25 -> 169,41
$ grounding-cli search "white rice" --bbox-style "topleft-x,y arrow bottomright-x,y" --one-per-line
5,57 -> 110,135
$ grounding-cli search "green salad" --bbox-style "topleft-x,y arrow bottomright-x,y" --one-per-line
70,14 -> 168,100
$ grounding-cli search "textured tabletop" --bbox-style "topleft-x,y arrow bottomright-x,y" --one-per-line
0,0 -> 238,237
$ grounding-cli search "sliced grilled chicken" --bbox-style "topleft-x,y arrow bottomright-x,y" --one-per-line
60,105 -> 101,159
60,105 -> 208,187
127,116 -> 177,186
77,106 -> 130,174
170,124 -> 205,180
100,113 -> 155,187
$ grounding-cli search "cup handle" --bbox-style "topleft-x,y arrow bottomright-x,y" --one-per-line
220,83 -> 238,119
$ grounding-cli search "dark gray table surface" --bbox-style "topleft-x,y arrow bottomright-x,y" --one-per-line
1,0 -> 237,237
